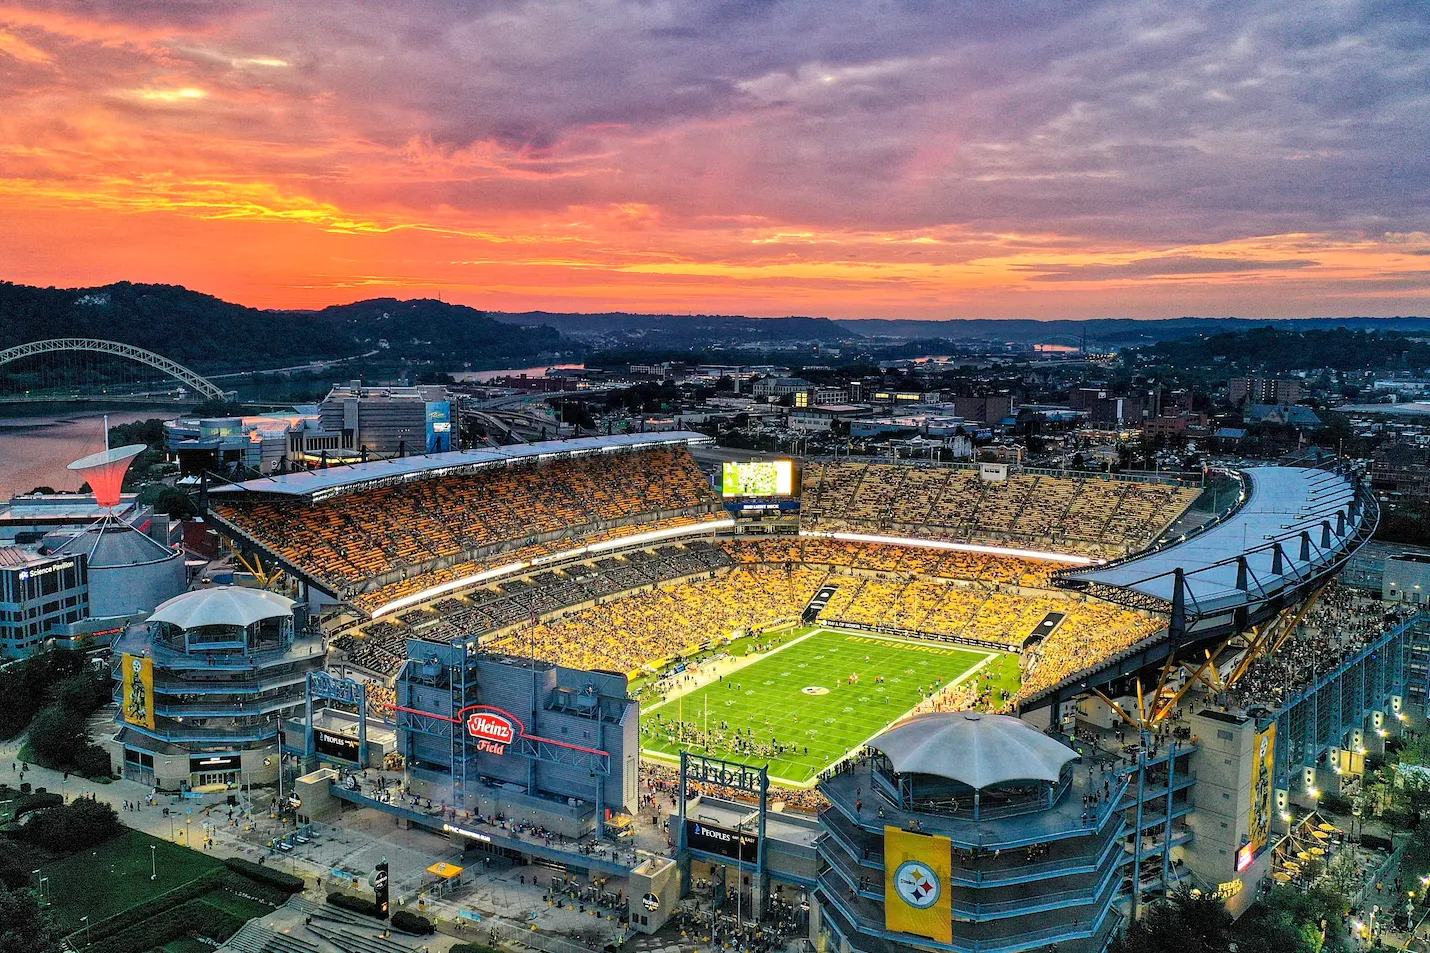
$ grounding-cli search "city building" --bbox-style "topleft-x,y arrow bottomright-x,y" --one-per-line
165,411 -> 349,474
788,404 -> 875,431
318,382 -> 453,456
0,547 -> 88,659
108,586 -> 326,791
1243,403 -> 1323,429
40,516 -> 184,620
849,415 -> 967,439
950,394 -> 1016,426
1229,376 -> 1302,406
753,377 -> 815,398
1370,447 -> 1430,503
792,386 -> 849,407
1385,553 -> 1430,606
0,493 -> 142,546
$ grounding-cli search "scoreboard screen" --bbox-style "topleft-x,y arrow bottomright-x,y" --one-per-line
721,460 -> 797,498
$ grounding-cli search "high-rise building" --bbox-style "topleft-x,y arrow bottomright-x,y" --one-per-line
1229,376 -> 1301,405
318,382 -> 452,456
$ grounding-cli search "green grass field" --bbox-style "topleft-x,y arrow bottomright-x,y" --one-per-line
640,627 -> 998,785
41,829 -> 224,933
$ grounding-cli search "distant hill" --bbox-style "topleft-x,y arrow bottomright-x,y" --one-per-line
309,298 -> 563,365
487,310 -> 856,346
837,316 -> 1430,345
0,282 -> 566,372
4,279 -> 1429,374
0,281 -> 345,370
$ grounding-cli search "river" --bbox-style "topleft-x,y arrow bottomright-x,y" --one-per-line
450,363 -> 585,382
0,407 -> 172,500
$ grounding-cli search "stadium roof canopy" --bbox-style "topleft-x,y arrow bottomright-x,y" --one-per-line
869,712 -> 1078,788
1061,465 -> 1372,617
151,585 -> 295,629
210,431 -> 712,502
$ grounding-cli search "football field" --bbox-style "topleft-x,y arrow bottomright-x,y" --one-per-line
640,627 -> 998,786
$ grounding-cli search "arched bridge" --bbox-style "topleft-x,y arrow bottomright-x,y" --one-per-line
0,338 -> 229,403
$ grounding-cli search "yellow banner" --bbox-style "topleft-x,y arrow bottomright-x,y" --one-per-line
884,826 -> 952,945
1246,723 -> 1276,862
121,653 -> 155,730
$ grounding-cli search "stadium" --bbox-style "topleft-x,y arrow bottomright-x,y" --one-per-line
194,431 -> 1402,953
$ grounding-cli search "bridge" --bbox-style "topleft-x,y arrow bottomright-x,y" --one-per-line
0,338 -> 232,403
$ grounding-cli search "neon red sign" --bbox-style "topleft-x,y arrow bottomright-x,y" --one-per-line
466,711 -> 515,747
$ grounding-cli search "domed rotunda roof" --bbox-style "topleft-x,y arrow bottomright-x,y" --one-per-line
868,711 -> 1078,789
150,586 -> 295,630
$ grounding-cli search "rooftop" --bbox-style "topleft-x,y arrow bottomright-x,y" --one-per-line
151,585 -> 296,630
869,712 -> 1080,789
1063,465 -> 1369,615
210,431 -> 712,500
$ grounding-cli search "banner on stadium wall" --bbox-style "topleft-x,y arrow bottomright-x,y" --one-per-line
121,653 -> 155,730
1242,723 -> 1277,869
884,826 -> 952,945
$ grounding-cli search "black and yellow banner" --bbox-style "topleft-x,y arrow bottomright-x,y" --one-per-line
121,653 -> 155,730
884,826 -> 952,944
1246,724 -> 1276,860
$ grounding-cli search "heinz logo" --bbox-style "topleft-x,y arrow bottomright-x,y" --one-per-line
466,711 -> 515,745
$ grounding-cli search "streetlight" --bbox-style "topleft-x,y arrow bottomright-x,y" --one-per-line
80,915 -> 89,945
150,844 -> 157,881
39,877 -> 48,905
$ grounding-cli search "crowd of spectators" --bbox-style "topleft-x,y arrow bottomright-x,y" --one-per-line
641,762 -> 828,814
800,462 -> 1199,558
1017,600 -> 1166,697
332,542 -> 733,675
211,446 -> 715,594
487,563 -> 828,675
1231,584 -> 1417,711
725,537 -> 1054,587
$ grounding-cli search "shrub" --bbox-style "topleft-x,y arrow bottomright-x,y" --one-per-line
390,910 -> 434,935
223,856 -> 304,893
11,791 -> 62,819
83,871 -> 226,944
86,897 -> 245,953
449,944 -> 504,953
327,891 -> 379,917
219,870 -> 294,907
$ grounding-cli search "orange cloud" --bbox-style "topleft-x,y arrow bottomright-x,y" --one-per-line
0,1 -> 1427,319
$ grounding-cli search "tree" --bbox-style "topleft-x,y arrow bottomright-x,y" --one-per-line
25,704 -> 88,768
149,486 -> 198,519
47,671 -> 109,716
0,842 -> 30,891
1110,887 -> 1232,953
1237,885 -> 1352,953
0,884 -> 58,953
18,798 -> 120,852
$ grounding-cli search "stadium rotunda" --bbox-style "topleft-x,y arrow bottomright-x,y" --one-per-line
108,585 -> 326,792
816,712 -> 1125,953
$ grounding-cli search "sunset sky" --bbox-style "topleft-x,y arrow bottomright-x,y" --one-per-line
1,0 -> 1428,319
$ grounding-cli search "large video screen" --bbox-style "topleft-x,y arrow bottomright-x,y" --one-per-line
722,460 -> 796,498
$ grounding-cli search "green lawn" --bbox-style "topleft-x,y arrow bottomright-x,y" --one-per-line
640,627 -> 997,786
160,941 -> 215,953
41,829 -> 224,932
197,890 -> 272,921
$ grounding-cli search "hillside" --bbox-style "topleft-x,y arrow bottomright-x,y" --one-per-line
0,282 -> 566,373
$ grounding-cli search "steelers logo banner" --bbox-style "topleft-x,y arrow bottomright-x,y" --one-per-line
884,826 -> 952,944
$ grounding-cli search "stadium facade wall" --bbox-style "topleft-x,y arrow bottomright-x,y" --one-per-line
396,639 -> 639,834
